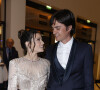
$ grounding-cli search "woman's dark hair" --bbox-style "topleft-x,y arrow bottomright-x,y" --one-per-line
18,29 -> 38,54
50,9 -> 75,36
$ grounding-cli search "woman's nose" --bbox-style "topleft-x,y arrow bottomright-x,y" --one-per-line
41,40 -> 44,45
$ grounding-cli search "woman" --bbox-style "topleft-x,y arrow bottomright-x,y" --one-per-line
8,30 -> 50,90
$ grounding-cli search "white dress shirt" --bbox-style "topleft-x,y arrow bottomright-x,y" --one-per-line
57,37 -> 74,69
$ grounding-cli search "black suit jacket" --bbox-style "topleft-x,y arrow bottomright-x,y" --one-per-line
3,47 -> 19,70
45,39 -> 94,90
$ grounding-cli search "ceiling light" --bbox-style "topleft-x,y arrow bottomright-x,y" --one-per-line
46,5 -> 52,10
87,20 -> 91,23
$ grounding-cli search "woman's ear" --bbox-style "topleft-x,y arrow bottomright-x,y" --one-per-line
25,41 -> 30,48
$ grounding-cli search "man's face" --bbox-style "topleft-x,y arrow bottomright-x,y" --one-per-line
6,39 -> 14,48
52,20 -> 72,44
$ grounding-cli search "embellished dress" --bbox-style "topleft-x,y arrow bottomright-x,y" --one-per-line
8,57 -> 50,90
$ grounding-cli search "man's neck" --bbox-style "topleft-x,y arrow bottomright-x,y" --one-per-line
61,36 -> 73,44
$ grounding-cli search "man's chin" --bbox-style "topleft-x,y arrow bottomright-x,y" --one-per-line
55,38 -> 60,41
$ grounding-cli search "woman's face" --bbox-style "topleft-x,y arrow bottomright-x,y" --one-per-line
31,33 -> 44,53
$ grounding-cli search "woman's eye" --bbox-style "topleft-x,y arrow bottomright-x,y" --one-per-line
37,38 -> 42,41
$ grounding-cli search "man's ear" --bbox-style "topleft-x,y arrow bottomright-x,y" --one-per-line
67,25 -> 72,31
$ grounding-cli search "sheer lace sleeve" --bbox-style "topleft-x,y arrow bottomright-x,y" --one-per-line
8,60 -> 18,90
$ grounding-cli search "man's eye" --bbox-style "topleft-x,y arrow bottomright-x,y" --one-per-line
56,27 -> 60,30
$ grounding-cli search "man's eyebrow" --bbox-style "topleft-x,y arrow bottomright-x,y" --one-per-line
52,26 -> 61,28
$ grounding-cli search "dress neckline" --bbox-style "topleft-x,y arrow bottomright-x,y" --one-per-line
22,57 -> 41,62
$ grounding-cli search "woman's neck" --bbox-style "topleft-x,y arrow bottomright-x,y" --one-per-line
25,52 -> 39,61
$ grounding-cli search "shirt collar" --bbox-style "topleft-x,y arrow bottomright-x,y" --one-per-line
58,37 -> 74,47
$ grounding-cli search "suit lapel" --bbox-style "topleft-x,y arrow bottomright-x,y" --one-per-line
63,39 -> 77,82
51,42 -> 61,84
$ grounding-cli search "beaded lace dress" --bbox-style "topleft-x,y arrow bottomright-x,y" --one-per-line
8,57 -> 50,90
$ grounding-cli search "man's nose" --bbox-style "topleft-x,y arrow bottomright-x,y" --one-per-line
53,29 -> 57,34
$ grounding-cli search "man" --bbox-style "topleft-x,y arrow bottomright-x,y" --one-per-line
3,38 -> 19,71
45,9 -> 94,90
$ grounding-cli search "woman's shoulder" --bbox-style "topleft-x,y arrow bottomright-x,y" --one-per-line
10,57 -> 24,64
40,57 -> 50,65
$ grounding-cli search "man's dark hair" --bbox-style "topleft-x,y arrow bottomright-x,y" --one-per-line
50,9 -> 75,36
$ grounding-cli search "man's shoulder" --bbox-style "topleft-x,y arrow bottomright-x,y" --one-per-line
75,40 -> 92,50
77,41 -> 90,46
46,43 -> 57,52
47,42 -> 58,48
